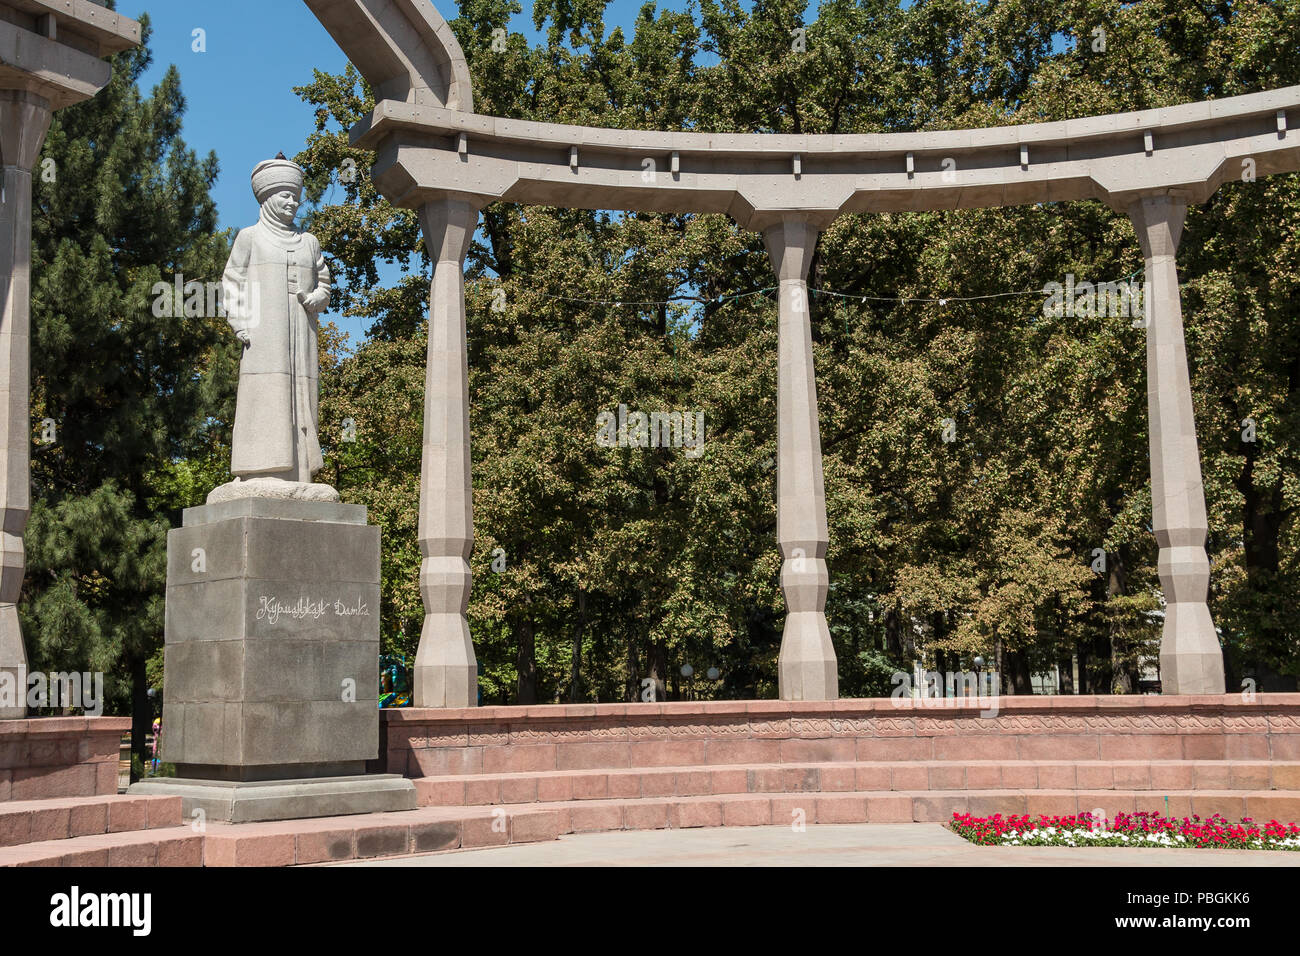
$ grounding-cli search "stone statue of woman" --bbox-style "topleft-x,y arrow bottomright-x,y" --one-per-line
209,155 -> 338,503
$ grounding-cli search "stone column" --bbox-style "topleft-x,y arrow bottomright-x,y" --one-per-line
0,91 -> 52,719
762,216 -> 838,700
413,196 -> 479,707
1128,194 -> 1225,695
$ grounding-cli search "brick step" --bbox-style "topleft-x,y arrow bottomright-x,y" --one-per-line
0,795 -> 182,848
203,805 -> 561,866
0,804 -> 564,867
0,826 -> 203,866
6,789 -> 1297,865
510,788 -> 1300,833
414,760 -> 1300,807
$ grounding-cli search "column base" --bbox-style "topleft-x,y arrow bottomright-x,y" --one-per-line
1159,602 -> 1225,694
128,774 -> 416,824
0,605 -> 26,719
779,611 -> 838,700
414,613 -> 478,707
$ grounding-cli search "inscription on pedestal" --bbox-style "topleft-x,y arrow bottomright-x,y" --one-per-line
255,594 -> 371,625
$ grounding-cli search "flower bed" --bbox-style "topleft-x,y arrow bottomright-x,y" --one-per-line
949,811 -> 1300,851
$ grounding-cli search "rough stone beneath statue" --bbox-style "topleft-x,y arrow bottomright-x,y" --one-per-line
207,476 -> 340,505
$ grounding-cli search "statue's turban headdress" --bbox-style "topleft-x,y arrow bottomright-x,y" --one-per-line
251,154 -> 304,204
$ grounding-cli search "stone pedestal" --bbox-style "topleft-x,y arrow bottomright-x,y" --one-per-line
129,497 -> 415,820
130,773 -> 417,824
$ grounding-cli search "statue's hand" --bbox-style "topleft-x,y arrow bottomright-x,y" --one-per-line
298,288 -> 330,313
235,329 -> 251,348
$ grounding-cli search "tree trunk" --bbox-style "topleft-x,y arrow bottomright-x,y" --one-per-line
515,616 -> 536,705
1239,445 -> 1289,670
569,591 -> 586,703
885,603 -> 902,658
626,638 -> 640,703
1092,633 -> 1112,695
1005,648 -> 1033,695
932,612 -> 947,695
1108,549 -> 1134,694
993,632 -> 1005,695
1058,654 -> 1075,694
130,654 -> 149,784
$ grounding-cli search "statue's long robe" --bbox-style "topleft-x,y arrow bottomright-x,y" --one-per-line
222,218 -> 332,480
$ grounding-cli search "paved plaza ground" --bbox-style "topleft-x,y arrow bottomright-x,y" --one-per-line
334,823 -> 1300,867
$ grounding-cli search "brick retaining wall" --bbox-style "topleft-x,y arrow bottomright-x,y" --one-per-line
0,718 -> 131,800
374,695 -> 1300,777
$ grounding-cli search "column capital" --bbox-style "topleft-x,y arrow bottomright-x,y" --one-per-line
417,195 -> 482,264
0,90 -> 53,172
1126,193 -> 1189,259
761,216 -> 825,282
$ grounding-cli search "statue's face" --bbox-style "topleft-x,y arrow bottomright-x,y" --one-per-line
266,188 -> 301,225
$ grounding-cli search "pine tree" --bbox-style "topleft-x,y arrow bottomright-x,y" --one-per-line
22,13 -> 234,773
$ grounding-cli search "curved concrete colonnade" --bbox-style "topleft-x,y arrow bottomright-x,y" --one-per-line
309,1 -> 1300,703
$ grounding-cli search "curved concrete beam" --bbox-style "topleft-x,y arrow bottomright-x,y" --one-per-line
353,86 -> 1300,226
304,0 -> 473,112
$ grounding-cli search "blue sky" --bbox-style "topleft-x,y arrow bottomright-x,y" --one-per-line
116,0 -> 703,342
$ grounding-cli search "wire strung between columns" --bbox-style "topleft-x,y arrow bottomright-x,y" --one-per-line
497,269 -> 1146,309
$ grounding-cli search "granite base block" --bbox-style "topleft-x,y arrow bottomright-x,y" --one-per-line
162,498 -> 381,772
128,774 -> 416,823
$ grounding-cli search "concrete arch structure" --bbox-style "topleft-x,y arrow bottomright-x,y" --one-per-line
304,0 -> 473,112
306,0 -> 1300,704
